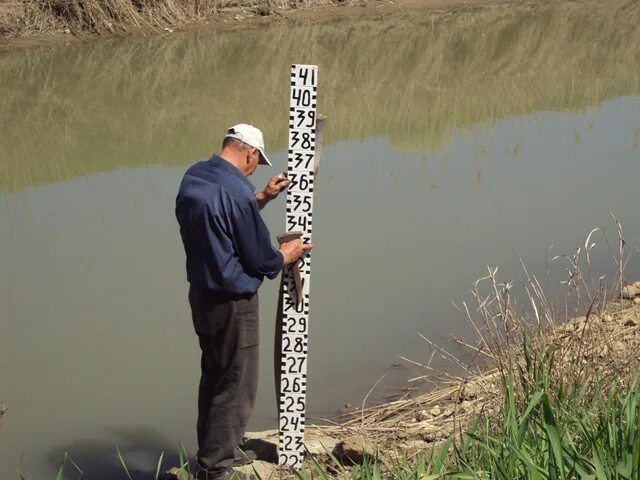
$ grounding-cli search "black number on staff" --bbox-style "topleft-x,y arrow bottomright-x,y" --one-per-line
293,109 -> 315,128
281,415 -> 302,431
283,336 -> 306,354
282,377 -> 304,393
290,131 -> 314,150
282,436 -> 304,451
284,296 -> 306,313
287,172 -> 311,190
287,214 -> 309,231
285,316 -> 307,333
291,88 -> 313,107
279,452 -> 301,466
282,395 -> 306,413
292,152 -> 314,169
292,194 -> 312,213
295,67 -> 316,86
285,355 -> 306,372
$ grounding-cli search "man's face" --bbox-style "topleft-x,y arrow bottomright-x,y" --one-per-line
246,147 -> 260,176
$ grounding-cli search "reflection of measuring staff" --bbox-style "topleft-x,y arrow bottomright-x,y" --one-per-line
277,64 -> 319,470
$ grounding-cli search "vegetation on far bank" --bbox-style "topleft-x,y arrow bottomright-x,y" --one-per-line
0,0 -> 329,38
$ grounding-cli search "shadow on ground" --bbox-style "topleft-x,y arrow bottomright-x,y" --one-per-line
47,427 -> 187,480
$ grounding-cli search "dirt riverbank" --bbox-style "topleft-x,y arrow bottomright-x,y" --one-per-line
0,0 -> 575,53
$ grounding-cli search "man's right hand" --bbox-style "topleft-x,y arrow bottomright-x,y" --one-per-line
279,239 -> 314,265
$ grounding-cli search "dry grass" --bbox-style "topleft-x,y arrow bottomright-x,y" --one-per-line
0,0 -> 331,36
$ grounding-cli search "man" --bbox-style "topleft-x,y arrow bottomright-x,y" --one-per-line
175,124 -> 312,480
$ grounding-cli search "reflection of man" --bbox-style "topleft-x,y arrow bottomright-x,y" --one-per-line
176,124 -> 312,480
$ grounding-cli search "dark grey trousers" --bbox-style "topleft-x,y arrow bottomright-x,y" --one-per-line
189,286 -> 259,474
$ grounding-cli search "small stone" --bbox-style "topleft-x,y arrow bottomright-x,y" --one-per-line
399,439 -> 429,451
158,468 -> 189,480
633,281 -> 640,289
461,383 -> 479,400
429,405 -> 441,417
63,28 -> 71,34
339,402 -> 352,414
423,432 -> 437,442
415,409 -> 429,422
305,435 -> 339,457
605,314 -> 613,322
634,298 -> 640,305
236,460 -> 277,479
461,400 -> 473,412
443,407 -> 454,418
332,436 -> 376,464
613,341 -> 625,352
621,285 -> 639,299
242,430 -> 278,463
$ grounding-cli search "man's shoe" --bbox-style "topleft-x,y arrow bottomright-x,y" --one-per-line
195,467 -> 257,480
194,466 -> 236,480
232,448 -> 257,466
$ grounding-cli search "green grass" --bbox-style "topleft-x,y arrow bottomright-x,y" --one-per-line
322,345 -> 640,480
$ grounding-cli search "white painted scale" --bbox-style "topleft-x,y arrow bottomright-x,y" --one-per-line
278,64 -> 318,469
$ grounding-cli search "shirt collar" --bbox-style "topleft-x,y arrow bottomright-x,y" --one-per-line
210,154 -> 256,193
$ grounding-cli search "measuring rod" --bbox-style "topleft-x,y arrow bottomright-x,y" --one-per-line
278,63 -> 318,469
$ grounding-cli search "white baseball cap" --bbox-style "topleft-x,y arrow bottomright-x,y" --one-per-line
224,124 -> 272,166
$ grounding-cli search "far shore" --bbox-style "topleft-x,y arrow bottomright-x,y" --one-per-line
0,0 -> 581,53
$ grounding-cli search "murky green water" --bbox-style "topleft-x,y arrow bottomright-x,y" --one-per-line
2,3 -> 640,478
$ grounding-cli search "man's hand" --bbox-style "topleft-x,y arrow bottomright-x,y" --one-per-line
265,173 -> 291,199
256,173 -> 290,210
279,239 -> 313,265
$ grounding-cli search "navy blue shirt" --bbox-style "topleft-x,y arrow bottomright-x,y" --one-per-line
175,155 -> 284,294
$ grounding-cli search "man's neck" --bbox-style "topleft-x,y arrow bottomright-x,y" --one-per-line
219,151 -> 248,177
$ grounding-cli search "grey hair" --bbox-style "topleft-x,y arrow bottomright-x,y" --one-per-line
222,136 -> 250,152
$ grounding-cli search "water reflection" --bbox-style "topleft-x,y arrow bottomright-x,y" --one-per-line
1,2 -> 640,191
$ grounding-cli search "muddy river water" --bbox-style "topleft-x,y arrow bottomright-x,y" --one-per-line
1,3 -> 640,478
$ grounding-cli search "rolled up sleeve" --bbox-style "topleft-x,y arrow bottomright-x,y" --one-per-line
231,198 -> 284,279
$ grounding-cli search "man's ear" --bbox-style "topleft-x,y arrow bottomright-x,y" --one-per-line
247,147 -> 257,164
